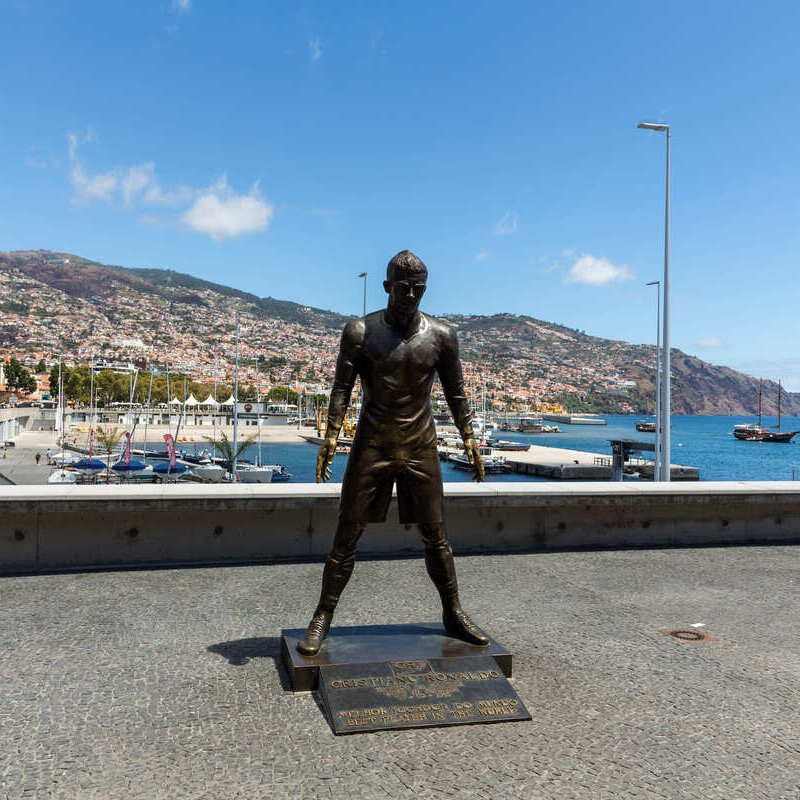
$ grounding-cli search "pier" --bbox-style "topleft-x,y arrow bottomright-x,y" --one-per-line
541,412 -> 608,425
501,442 -> 699,480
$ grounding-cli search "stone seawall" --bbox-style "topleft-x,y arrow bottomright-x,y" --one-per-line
1,482 -> 798,574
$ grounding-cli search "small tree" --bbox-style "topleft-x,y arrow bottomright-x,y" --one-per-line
5,358 -> 36,394
203,431 -> 256,472
95,426 -> 122,480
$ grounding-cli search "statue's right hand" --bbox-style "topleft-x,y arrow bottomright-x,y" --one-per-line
316,436 -> 338,483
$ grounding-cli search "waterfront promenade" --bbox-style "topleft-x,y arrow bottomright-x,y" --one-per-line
0,428 -> 311,486
0,546 -> 797,799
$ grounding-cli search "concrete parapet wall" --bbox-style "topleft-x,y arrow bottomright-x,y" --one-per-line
1,482 -> 799,574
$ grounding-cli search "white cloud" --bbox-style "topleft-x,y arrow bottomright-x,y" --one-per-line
172,0 -> 191,13
119,163 -> 194,207
182,176 -> 273,241
475,250 -> 490,261
493,211 -> 518,236
68,130 -> 119,202
69,136 -> 175,207
564,254 -> 634,286
66,131 -> 272,240
309,37 -> 322,61
696,337 -> 723,348
121,163 -> 157,206
71,162 -> 118,202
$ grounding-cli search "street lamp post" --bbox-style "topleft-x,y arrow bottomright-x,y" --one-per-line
357,272 -> 367,317
646,280 -> 662,481
638,121 -> 671,481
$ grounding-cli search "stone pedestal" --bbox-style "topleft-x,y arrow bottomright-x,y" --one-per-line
281,622 -> 513,692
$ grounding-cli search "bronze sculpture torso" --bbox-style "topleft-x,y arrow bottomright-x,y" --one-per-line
330,309 -> 473,524
336,310 -> 471,449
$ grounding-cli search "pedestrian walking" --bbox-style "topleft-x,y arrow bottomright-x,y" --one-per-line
46,448 -> 52,465
35,452 -> 41,465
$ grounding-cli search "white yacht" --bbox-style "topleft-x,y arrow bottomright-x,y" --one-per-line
234,464 -> 275,483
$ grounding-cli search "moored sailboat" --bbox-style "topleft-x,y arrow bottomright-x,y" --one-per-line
732,379 -> 798,442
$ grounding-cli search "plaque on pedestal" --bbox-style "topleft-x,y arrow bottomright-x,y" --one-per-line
319,655 -> 531,735
281,623 -> 513,692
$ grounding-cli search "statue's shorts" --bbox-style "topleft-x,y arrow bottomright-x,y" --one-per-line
338,438 -> 444,524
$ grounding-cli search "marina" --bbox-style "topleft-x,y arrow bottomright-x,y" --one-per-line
7,411 -> 800,486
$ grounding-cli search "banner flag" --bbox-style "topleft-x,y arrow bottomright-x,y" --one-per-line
164,433 -> 177,468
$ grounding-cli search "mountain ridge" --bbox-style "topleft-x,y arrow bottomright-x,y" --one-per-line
1,249 -> 797,416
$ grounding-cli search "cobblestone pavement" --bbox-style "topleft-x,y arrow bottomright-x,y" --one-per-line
0,437 -> 53,485
1,546 -> 798,800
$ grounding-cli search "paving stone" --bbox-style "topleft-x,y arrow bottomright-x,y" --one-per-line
0,546 -> 798,798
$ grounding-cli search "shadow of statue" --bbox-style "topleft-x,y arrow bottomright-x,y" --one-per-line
207,636 -> 293,692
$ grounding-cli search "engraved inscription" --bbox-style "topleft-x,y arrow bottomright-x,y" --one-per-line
320,656 -> 531,734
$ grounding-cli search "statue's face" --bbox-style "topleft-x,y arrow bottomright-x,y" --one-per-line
384,273 -> 427,314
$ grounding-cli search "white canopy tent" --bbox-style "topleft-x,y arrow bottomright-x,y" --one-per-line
169,397 -> 183,406
200,395 -> 219,407
184,393 -> 199,407
220,395 -> 236,407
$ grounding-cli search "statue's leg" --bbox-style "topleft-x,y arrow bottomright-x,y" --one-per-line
297,520 -> 365,656
418,522 -> 489,646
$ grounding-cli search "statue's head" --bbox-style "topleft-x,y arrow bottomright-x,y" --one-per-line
384,250 -> 427,314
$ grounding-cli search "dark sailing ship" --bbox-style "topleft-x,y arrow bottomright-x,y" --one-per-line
732,379 -> 798,442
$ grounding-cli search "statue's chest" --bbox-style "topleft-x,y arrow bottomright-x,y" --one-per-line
364,331 -> 438,380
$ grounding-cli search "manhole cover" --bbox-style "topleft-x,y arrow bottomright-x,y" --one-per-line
660,628 -> 713,642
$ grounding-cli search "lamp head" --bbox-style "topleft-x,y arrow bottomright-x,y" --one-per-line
638,122 -> 669,131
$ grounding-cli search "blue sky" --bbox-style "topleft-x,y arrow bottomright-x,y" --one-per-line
2,1 -> 800,387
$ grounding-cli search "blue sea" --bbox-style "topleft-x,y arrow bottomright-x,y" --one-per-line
154,415 -> 800,482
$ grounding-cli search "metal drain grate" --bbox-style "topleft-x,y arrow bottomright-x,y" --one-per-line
660,628 -> 712,642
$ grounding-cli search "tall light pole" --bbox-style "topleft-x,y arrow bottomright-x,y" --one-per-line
357,272 -> 367,317
646,280 -> 662,481
638,121 -> 671,481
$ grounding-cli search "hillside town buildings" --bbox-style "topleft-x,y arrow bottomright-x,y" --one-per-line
0,261 -> 639,412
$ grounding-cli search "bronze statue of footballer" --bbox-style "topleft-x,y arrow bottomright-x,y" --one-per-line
298,250 -> 488,656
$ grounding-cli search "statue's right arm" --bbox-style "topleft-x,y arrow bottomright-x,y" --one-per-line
317,321 -> 361,482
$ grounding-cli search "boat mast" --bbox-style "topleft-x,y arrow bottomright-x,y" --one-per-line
232,316 -> 240,482
482,374 -> 487,444
57,354 -> 63,462
758,378 -> 763,428
257,359 -> 263,468
165,358 -> 172,432
143,369 -> 154,456
212,352 -> 218,463
89,355 -> 95,433
778,380 -> 782,432
174,377 -> 188,442
128,366 -> 139,432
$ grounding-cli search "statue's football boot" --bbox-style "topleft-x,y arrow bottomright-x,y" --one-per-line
443,608 -> 490,646
296,610 -> 333,656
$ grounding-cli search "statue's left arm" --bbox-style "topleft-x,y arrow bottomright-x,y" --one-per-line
436,326 -> 485,482
317,320 -> 360,482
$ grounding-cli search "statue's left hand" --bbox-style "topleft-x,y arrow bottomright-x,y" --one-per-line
316,436 -> 337,483
463,438 -> 485,482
